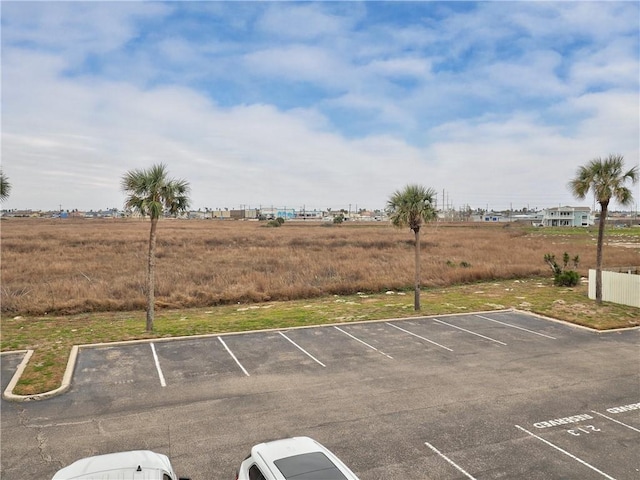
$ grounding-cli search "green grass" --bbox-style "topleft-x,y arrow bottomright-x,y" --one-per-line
526,225 -> 640,237
2,276 -> 638,396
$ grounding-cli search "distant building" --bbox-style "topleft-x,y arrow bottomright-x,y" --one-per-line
473,211 -> 507,222
259,207 -> 296,220
211,209 -> 231,219
230,208 -> 258,220
542,206 -> 593,227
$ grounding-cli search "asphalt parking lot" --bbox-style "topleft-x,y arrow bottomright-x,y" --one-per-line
2,311 -> 638,479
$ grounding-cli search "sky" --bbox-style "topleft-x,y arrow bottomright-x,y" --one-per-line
2,1 -> 639,213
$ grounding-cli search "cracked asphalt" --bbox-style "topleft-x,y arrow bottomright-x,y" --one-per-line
1,311 -> 639,479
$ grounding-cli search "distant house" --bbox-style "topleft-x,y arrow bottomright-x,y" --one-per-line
472,211 -> 507,222
542,206 -> 593,227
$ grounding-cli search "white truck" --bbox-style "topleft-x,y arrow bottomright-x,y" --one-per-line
51,450 -> 190,480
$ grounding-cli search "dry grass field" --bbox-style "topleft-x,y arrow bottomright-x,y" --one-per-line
2,217 -> 638,316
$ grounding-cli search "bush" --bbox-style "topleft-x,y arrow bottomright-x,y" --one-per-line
555,270 -> 580,287
264,217 -> 286,227
544,252 -> 580,287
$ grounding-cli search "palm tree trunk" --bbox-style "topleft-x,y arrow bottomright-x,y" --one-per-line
146,217 -> 158,332
595,202 -> 608,304
414,228 -> 421,311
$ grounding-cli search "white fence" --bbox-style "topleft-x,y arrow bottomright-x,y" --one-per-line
588,268 -> 640,308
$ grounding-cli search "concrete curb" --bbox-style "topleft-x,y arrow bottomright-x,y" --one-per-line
2,346 -> 78,402
512,308 -> 640,333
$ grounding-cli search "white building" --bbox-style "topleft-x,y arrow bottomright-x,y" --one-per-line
542,206 -> 594,227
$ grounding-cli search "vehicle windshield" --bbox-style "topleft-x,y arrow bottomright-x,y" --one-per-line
274,452 -> 348,480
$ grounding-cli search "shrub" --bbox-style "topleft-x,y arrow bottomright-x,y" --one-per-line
555,270 -> 580,287
544,252 -> 580,287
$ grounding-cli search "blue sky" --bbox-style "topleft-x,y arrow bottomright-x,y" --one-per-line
2,1 -> 639,212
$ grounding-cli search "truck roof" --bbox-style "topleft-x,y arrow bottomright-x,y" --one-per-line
51,450 -> 175,480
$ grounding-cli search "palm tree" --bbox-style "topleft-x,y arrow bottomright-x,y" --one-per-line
387,184 -> 437,310
0,169 -> 11,202
121,164 -> 190,331
568,154 -> 638,304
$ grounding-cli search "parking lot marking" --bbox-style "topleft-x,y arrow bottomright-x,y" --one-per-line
591,410 -> 640,433
385,322 -> 453,352
433,318 -> 507,345
605,402 -> 640,414
150,343 -> 167,387
333,326 -> 393,359
218,337 -> 250,377
514,425 -> 617,480
424,442 -> 477,480
278,332 -> 326,367
475,315 -> 557,339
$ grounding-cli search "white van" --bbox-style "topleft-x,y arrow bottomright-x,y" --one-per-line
51,450 -> 190,480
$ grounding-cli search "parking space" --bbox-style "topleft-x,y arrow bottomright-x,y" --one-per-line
417,398 -> 640,480
0,351 -> 26,394
513,407 -> 639,480
69,311 -> 574,390
2,311 -> 638,479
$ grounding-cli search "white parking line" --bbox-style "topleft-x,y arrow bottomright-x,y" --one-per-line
475,315 -> 557,339
334,326 -> 393,359
386,322 -> 453,352
278,332 -> 326,367
515,425 -> 617,480
218,337 -> 250,377
433,318 -> 507,345
591,410 -> 640,433
425,442 -> 477,480
150,343 -> 167,387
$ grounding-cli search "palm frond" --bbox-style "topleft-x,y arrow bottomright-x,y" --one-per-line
569,154 -> 638,207
387,184 -> 437,232
0,169 -> 12,202
121,164 -> 190,219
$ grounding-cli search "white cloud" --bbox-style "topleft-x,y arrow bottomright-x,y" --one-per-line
569,37 -> 640,92
256,3 -> 357,40
242,44 -> 350,90
365,56 -> 433,80
2,2 -> 170,56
